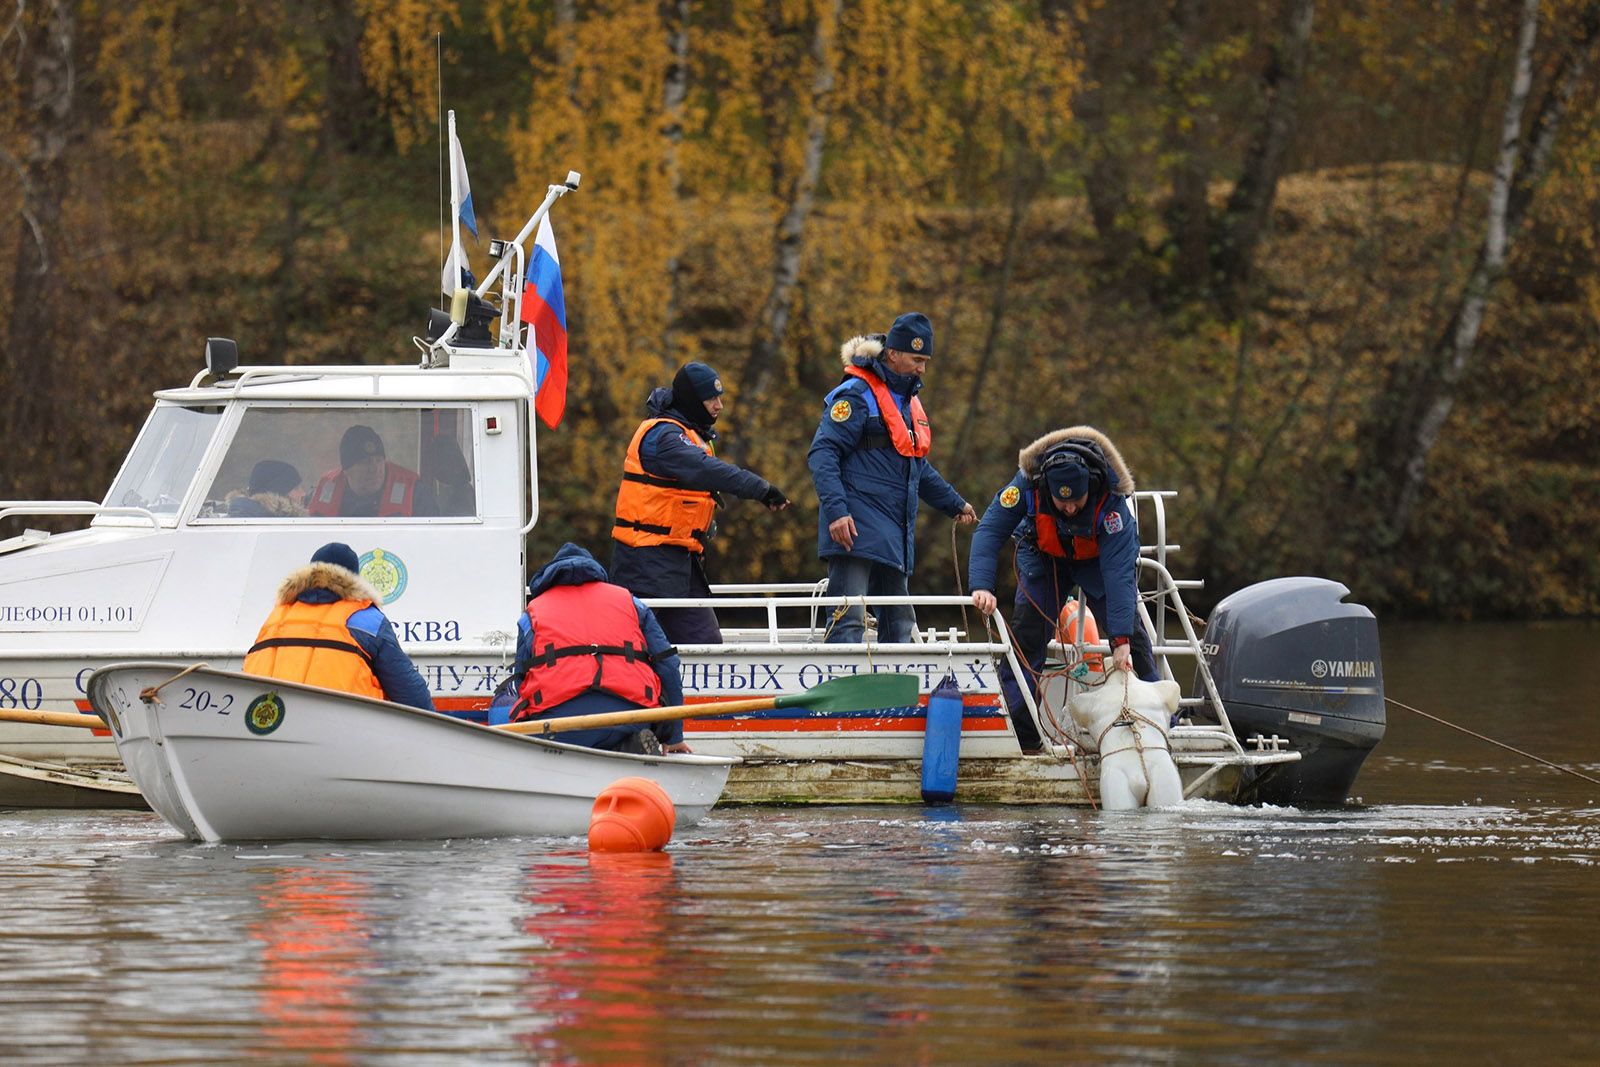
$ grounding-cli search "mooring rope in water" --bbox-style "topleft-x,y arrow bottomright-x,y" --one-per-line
1386,696 -> 1600,787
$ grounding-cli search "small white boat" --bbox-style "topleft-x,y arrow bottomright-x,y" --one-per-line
86,662 -> 736,842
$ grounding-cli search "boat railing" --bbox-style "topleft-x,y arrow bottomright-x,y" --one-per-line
0,501 -> 162,531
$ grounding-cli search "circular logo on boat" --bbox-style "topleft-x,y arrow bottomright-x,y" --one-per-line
999,485 -> 1021,508
1311,659 -> 1328,678
360,548 -> 408,605
246,693 -> 285,735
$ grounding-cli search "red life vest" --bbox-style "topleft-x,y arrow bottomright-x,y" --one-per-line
841,366 -> 932,458
513,582 -> 664,720
243,599 -> 386,700
1031,489 -> 1109,561
307,464 -> 419,517
612,417 -> 717,552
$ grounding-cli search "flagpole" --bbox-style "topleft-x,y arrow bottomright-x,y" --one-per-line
475,173 -> 580,298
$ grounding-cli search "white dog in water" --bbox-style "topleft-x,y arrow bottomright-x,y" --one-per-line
1067,669 -> 1185,810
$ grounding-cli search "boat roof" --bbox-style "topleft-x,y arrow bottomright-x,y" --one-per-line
154,356 -> 537,405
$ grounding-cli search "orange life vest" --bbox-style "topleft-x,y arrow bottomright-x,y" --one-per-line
612,417 -> 717,552
243,599 -> 386,700
307,464 -> 419,517
842,366 -> 932,458
1031,489 -> 1109,561
513,582 -> 664,719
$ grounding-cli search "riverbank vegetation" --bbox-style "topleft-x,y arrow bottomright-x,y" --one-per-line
2,0 -> 1596,618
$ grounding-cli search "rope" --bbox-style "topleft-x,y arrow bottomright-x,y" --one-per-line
139,662 -> 211,703
1386,696 -> 1600,787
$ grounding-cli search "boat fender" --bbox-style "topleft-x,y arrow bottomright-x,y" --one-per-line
920,672 -> 963,804
589,776 -> 676,852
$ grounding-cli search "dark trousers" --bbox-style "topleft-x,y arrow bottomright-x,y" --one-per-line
997,555 -> 1158,750
653,606 -> 723,646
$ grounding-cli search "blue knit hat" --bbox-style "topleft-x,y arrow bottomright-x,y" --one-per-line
884,312 -> 933,357
1045,462 -> 1091,501
671,361 -> 725,426
310,542 -> 361,574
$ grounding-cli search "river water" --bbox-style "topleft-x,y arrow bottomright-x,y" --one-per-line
2,622 -> 1598,1064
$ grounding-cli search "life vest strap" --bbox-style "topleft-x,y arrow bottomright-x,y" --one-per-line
528,641 -> 673,668
247,635 -> 375,670
613,517 -> 710,543
620,470 -> 684,489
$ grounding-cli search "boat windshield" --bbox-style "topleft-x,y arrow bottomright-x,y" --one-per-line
198,405 -> 478,521
103,404 -> 224,518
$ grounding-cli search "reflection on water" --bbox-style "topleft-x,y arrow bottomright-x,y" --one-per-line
0,622 -> 1597,1063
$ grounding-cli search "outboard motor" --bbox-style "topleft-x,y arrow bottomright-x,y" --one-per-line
1197,577 -> 1385,805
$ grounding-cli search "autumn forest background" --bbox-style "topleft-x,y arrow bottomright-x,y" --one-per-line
2,0 -> 1598,619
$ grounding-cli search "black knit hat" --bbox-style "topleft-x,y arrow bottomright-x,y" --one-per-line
310,542 -> 360,574
339,425 -> 385,468
671,362 -> 724,425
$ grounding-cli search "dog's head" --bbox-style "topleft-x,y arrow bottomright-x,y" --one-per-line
1067,671 -> 1182,734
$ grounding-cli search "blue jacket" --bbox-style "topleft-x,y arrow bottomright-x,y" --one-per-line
610,387 -> 773,598
516,542 -> 684,714
807,339 -> 966,575
293,587 -> 435,711
967,427 -> 1142,640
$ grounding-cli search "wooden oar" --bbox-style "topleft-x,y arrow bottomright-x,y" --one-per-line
0,708 -> 106,729
495,672 -> 921,737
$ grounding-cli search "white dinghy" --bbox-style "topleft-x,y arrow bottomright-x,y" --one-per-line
86,663 -> 735,842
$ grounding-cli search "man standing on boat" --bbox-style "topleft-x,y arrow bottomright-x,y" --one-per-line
967,426 -> 1157,752
307,425 -> 439,518
808,312 -> 976,643
510,542 -> 688,754
611,361 -> 790,645
242,542 -> 435,710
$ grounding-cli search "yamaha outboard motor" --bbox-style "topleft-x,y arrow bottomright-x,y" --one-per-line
1197,577 -> 1385,805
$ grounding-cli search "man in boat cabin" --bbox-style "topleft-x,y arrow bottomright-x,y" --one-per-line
227,459 -> 305,518
807,312 -> 977,643
242,542 -> 434,710
610,361 -> 790,646
967,427 -> 1158,752
511,542 -> 687,755
307,425 -> 439,518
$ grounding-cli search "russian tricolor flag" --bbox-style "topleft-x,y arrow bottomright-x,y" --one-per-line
522,216 -> 568,429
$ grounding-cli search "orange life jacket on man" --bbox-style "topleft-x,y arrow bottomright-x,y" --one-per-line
513,582 -> 664,719
1029,489 -> 1109,561
243,599 -> 386,699
841,365 -> 932,458
612,416 -> 717,552
307,464 -> 419,517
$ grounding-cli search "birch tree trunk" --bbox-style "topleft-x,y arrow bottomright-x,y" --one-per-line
741,0 -> 843,406
661,0 -> 689,360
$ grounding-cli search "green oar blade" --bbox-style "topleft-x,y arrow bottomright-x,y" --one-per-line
772,672 -> 920,714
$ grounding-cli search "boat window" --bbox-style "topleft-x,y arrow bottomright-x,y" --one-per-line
199,406 -> 478,520
103,404 -> 224,517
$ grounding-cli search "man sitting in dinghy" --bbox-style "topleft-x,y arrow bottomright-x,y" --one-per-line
308,425 -> 439,518
967,427 -> 1157,752
510,542 -> 687,756
242,542 -> 435,710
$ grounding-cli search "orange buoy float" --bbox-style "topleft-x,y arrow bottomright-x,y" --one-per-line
1058,598 -> 1104,674
588,776 -> 676,852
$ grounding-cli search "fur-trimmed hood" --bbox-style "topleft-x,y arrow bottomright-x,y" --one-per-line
275,562 -> 381,606
1017,426 -> 1136,496
226,490 -> 304,518
839,333 -> 886,369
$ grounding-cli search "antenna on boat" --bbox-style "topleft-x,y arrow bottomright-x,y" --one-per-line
435,33 -> 445,313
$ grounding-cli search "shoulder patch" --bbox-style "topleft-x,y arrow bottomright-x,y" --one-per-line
1103,509 -> 1124,534
829,399 -> 853,423
999,485 -> 1021,508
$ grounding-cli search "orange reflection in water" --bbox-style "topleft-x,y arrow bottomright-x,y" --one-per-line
250,869 -> 371,1065
518,851 -> 678,1063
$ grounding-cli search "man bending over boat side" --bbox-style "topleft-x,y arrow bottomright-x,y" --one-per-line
510,542 -> 689,755
242,542 -> 435,711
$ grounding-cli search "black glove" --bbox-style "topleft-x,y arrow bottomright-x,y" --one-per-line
761,485 -> 790,509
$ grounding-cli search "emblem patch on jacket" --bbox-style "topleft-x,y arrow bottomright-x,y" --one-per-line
830,399 -> 852,422
1103,510 -> 1124,534
999,485 -> 1021,508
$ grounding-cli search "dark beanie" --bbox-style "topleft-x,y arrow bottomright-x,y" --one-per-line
248,459 -> 301,495
1045,462 -> 1091,501
671,362 -> 725,424
884,312 -> 933,356
339,425 -> 385,469
310,542 -> 361,574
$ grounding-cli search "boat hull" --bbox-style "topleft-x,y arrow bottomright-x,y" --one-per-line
86,663 -> 735,842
